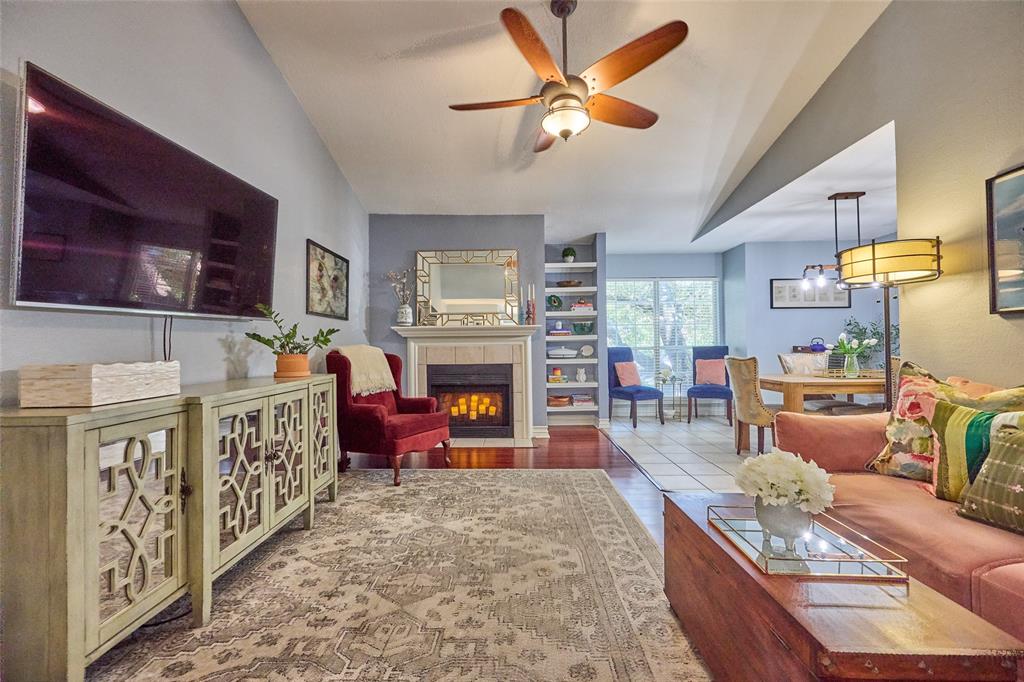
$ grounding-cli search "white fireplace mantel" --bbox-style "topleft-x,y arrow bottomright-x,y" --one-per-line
391,325 -> 541,439
391,325 -> 541,339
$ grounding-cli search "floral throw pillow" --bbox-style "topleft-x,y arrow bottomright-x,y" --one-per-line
868,362 -> 1024,482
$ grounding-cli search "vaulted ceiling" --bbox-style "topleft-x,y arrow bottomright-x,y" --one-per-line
239,0 -> 887,253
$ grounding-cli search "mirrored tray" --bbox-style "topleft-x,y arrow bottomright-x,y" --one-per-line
708,505 -> 908,582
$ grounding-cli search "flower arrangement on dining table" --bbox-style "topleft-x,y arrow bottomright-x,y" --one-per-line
826,332 -> 878,376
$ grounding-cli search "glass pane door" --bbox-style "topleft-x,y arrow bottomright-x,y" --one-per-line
88,413 -> 186,648
216,400 -> 267,566
309,385 -> 335,492
268,390 -> 309,525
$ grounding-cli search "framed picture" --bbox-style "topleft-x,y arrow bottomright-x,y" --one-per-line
987,163 -> 1024,314
770,278 -> 851,309
306,239 -> 349,320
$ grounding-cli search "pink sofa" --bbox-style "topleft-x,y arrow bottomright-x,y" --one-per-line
776,411 -> 1024,640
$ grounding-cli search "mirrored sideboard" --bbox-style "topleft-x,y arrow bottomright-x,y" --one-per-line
0,375 -> 337,682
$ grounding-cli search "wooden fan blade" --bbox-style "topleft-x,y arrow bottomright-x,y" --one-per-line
586,94 -> 658,129
534,130 -> 557,153
450,96 -> 543,111
580,21 -> 688,95
500,8 -> 567,85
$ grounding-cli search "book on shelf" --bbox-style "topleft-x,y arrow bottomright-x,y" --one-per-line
571,394 -> 595,406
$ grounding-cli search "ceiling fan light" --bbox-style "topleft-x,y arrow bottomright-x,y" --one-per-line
541,98 -> 590,140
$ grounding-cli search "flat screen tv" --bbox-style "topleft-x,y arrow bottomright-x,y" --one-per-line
13,62 -> 277,318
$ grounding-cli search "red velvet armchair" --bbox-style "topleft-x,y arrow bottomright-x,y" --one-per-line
326,350 -> 450,486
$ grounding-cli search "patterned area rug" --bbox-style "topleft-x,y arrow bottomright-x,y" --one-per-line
89,469 -> 709,681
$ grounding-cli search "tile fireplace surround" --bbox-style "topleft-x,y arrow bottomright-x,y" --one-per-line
391,326 -> 541,440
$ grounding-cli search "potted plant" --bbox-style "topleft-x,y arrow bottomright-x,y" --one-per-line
735,449 -> 835,553
827,332 -> 878,377
246,304 -> 340,378
561,246 -> 576,263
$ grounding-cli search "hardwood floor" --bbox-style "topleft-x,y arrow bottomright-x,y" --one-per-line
344,425 -> 668,545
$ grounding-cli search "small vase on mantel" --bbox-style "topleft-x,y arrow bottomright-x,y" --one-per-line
754,497 -> 812,554
396,304 -> 413,327
843,354 -> 860,378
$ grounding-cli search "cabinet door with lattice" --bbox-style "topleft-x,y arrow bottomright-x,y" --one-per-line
267,389 -> 310,526
84,412 -> 188,651
310,381 -> 336,493
214,398 -> 269,567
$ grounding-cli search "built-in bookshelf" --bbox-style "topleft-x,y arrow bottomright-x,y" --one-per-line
544,241 -> 604,424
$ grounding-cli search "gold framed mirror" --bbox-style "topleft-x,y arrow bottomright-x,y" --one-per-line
416,249 -> 519,326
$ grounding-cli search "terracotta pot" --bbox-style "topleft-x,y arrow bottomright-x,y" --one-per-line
274,353 -> 310,379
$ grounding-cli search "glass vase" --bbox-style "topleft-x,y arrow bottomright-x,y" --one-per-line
843,354 -> 860,378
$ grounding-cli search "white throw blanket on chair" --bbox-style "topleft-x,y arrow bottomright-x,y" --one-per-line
337,344 -> 397,396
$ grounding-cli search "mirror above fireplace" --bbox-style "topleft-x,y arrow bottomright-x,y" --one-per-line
416,249 -> 519,326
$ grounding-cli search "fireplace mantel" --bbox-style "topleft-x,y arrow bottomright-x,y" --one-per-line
391,325 -> 540,439
391,325 -> 540,339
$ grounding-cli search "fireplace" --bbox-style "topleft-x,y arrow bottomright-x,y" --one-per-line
427,363 -> 513,438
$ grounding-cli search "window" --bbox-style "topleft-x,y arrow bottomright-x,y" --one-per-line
607,278 -> 720,386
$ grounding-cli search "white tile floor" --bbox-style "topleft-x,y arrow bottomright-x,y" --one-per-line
603,415 -> 748,493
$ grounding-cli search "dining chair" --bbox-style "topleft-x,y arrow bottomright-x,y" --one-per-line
688,345 -> 733,425
608,347 -> 664,428
725,356 -> 780,454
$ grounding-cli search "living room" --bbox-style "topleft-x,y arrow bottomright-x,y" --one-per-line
1,1 -> 1022,680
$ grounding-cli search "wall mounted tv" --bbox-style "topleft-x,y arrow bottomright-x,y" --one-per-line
13,63 -> 277,319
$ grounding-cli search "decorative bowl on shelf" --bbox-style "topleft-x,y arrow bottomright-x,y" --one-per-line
547,346 -> 578,359
548,395 -> 572,407
546,294 -> 563,310
579,344 -> 595,358
572,322 -> 594,335
556,280 -> 583,288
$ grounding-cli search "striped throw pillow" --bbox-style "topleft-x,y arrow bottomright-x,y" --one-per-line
959,426 -> 1024,535
931,400 -> 1024,501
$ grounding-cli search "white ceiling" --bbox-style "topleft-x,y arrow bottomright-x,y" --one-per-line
692,121 -> 897,252
239,0 -> 887,254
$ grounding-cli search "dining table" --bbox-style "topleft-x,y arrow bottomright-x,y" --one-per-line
735,373 -> 887,452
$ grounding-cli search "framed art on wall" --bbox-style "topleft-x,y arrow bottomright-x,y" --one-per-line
306,239 -> 349,320
770,278 -> 851,309
987,163 -> 1024,315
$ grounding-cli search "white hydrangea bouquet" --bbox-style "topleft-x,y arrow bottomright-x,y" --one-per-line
735,449 -> 836,552
735,449 -> 835,514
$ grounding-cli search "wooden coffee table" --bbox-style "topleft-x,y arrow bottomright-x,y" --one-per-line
664,493 -> 1024,681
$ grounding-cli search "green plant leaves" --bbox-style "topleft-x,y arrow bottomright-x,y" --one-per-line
246,305 -> 340,355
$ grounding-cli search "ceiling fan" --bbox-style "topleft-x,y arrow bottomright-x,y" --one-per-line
449,1 -> 688,152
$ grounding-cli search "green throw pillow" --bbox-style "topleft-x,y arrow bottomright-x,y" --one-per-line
869,362 -> 1024,482
931,401 -> 1024,501
959,426 -> 1024,535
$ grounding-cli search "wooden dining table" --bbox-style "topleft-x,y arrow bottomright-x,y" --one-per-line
735,374 -> 887,452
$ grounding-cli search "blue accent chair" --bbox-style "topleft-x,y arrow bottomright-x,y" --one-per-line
687,345 -> 733,425
608,347 -> 664,428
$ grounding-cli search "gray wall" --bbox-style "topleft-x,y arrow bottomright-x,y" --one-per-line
0,1 -> 369,403
606,253 -> 721,279
702,1 -> 1024,384
722,244 -> 748,357
730,239 -> 897,372
367,214 -> 547,427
